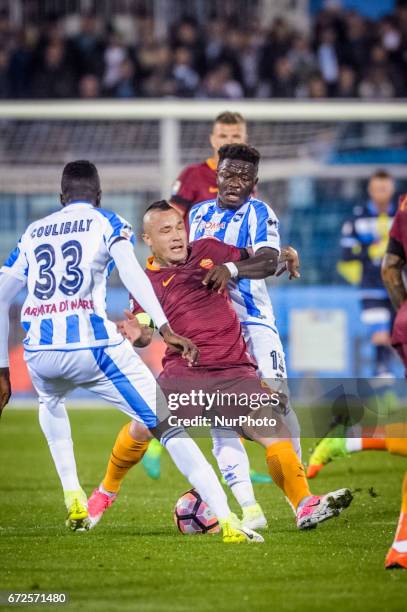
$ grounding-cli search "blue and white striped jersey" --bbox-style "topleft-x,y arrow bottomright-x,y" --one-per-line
1,201 -> 135,351
189,197 -> 280,329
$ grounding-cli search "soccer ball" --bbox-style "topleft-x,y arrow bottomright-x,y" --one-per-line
173,489 -> 221,535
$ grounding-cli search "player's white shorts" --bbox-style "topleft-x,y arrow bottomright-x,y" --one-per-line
25,340 -> 163,428
242,323 -> 287,379
242,324 -> 301,459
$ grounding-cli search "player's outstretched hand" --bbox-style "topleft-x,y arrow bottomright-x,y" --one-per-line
0,367 -> 11,418
202,265 -> 231,293
276,246 -> 300,280
116,309 -> 142,345
160,324 -> 199,366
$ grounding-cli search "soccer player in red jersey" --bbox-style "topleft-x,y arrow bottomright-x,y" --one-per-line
88,202 -> 353,532
147,111 -> 269,483
380,193 -> 407,569
170,111 -> 247,217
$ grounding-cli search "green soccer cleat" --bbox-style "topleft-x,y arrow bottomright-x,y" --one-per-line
249,469 -> 273,484
64,489 -> 90,532
307,431 -> 348,479
219,513 -> 264,544
141,438 -> 163,480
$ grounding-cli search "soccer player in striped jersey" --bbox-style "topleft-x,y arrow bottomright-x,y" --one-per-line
0,160 -> 264,543
187,143 -> 303,514
170,111 -> 248,218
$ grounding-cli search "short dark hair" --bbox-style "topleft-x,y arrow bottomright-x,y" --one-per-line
145,200 -> 172,214
218,143 -> 260,167
370,169 -> 393,181
213,111 -> 245,126
61,160 -> 100,201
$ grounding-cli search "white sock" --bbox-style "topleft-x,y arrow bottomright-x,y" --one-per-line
99,485 -> 116,498
346,437 -> 363,453
211,429 -> 256,508
162,430 -> 231,521
38,398 -> 81,491
284,407 -> 302,461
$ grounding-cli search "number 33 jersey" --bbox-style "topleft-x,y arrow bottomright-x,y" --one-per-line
0,201 -> 135,351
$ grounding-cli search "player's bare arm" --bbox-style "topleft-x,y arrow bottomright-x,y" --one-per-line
381,253 -> 407,310
160,324 -> 199,366
0,273 -> 27,416
0,367 -> 11,416
203,247 -> 279,293
203,244 -> 301,292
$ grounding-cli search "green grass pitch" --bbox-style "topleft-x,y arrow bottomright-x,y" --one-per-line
1,407 -> 407,612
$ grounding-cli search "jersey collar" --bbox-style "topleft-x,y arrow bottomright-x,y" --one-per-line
64,200 -> 95,208
206,157 -> 217,171
215,196 -> 252,212
367,199 -> 396,216
146,256 -> 161,271
146,249 -> 192,271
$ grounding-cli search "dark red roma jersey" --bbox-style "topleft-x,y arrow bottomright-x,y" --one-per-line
170,158 -> 218,215
389,194 -> 407,346
131,238 -> 255,371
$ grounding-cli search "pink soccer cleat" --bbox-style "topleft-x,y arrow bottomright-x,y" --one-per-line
296,488 -> 353,530
385,512 -> 407,569
88,488 -> 117,529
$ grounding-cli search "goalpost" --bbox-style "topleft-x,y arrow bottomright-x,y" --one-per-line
0,99 -> 406,199
0,99 -> 406,377
0,98 -> 406,280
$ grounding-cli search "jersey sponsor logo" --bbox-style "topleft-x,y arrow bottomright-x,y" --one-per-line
204,221 -> 226,231
162,274 -> 176,287
23,298 -> 94,317
199,258 -> 214,270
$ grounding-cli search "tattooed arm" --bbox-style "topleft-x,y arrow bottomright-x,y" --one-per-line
382,252 -> 407,311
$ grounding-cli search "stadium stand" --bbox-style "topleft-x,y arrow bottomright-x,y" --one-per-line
0,0 -> 406,99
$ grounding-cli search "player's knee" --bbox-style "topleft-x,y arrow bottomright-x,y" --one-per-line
38,397 -> 61,413
129,420 -> 152,442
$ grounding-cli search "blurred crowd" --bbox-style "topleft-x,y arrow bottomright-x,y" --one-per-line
0,2 -> 406,100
